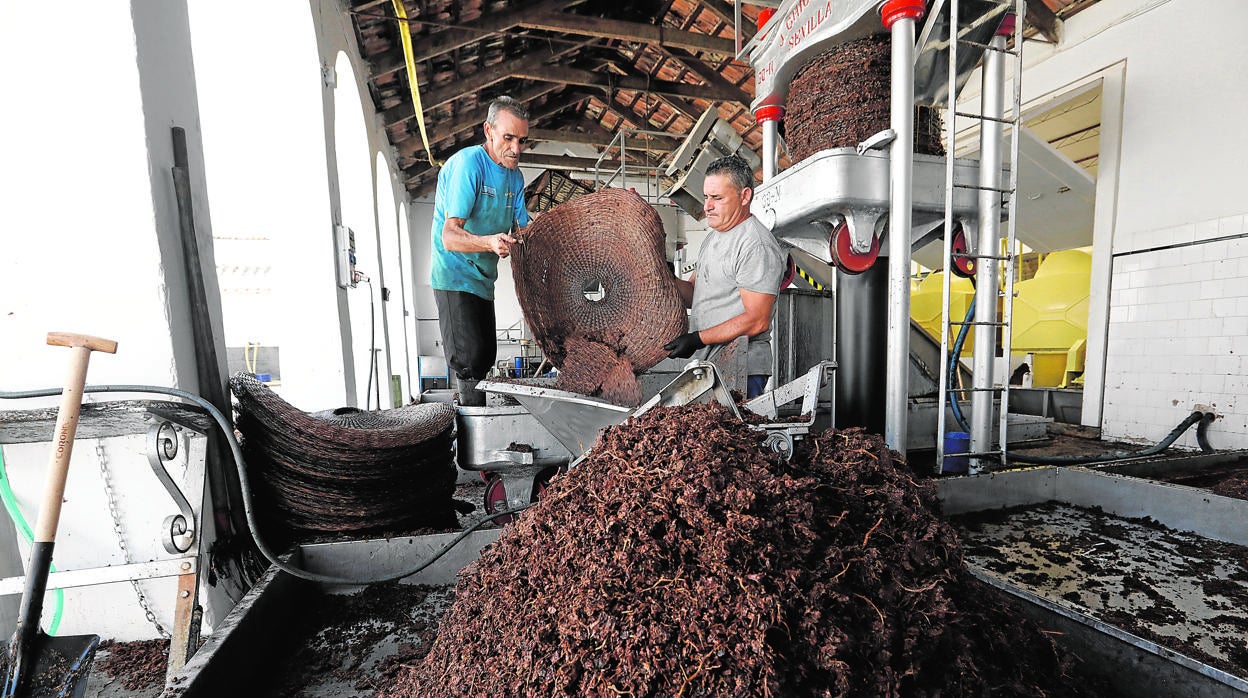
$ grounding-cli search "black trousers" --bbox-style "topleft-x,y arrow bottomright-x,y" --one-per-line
434,289 -> 496,380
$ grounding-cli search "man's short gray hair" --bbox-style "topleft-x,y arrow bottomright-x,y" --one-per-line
705,155 -> 755,192
487,96 -> 530,124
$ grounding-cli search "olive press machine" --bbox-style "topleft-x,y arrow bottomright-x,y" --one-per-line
464,357 -> 837,518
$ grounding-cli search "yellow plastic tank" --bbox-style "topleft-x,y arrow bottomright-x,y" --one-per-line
910,272 -> 976,354
1011,249 -> 1091,387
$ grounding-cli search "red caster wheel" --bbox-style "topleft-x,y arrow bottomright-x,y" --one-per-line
950,225 -> 976,278
483,469 -> 555,525
829,221 -> 880,275
780,255 -> 797,289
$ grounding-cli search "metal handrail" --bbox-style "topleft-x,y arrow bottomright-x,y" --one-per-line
592,127 -> 678,200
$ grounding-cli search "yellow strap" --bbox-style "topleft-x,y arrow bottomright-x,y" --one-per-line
392,0 -> 441,168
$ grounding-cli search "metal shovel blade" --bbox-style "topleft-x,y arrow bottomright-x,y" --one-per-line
1,632 -> 99,698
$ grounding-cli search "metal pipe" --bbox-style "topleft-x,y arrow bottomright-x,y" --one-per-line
836,264 -> 888,434
756,102 -> 784,392
762,120 -> 779,181
935,0 -> 959,473
970,32 -> 1007,471
754,105 -> 784,183
883,8 -> 920,453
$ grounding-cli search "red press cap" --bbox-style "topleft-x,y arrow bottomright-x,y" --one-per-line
754,104 -> 785,123
758,8 -> 777,26
879,0 -> 926,29
996,12 -> 1017,37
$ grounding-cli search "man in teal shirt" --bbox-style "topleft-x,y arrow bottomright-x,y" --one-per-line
431,96 -> 531,406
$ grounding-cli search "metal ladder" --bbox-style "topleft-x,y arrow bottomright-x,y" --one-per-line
935,0 -> 1026,474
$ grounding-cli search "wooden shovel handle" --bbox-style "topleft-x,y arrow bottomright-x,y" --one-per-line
46,332 -> 118,354
32,333 -> 118,543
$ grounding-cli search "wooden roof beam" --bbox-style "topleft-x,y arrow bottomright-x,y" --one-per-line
529,125 -> 678,150
513,64 -> 739,103
517,12 -> 738,56
696,0 -> 757,39
395,83 -> 564,158
655,47 -> 752,108
515,152 -> 658,173
381,41 -> 594,126
602,59 -> 708,123
401,90 -> 593,173
366,0 -> 587,79
1025,1 -> 1063,44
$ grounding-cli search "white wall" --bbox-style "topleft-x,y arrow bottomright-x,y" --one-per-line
2,4 -> 188,395
992,0 -> 1248,447
1,0 -> 229,641
1104,217 -> 1248,449
189,0 -> 338,409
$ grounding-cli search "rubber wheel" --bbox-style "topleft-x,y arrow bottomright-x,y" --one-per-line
780,255 -> 797,289
829,222 -> 880,275
951,225 -> 976,278
483,475 -> 509,522
483,469 -> 555,525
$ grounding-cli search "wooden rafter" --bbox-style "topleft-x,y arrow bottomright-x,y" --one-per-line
366,0 -> 587,80
382,40 -> 593,126
1025,1 -> 1063,44
401,90 -> 594,179
512,64 -> 739,103
605,59 -> 707,123
516,12 -> 737,56
516,152 -> 658,172
395,82 -> 565,158
529,125 -> 678,150
695,0 -> 757,39
661,47 -> 752,107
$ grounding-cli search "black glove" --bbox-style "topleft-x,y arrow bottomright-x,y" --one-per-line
664,331 -> 705,359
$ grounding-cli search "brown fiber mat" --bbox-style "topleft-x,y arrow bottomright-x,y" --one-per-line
230,373 -> 459,534
511,188 -> 686,406
788,34 -> 945,162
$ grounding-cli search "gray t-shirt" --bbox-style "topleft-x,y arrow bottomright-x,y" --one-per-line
690,214 -> 786,374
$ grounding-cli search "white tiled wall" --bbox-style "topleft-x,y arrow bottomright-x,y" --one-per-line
1103,213 -> 1248,449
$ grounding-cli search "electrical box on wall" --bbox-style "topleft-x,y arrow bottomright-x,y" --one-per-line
335,224 -> 357,288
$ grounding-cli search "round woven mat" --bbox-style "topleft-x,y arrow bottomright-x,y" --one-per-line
229,373 -> 459,533
787,34 -> 945,162
511,188 -> 686,405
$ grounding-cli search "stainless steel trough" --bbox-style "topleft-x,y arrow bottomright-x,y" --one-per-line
163,530 -> 500,697
939,465 -> 1248,697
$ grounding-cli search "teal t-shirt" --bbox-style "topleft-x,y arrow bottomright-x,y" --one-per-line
430,145 -> 530,300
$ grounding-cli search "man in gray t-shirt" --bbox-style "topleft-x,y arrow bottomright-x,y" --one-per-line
664,156 -> 786,398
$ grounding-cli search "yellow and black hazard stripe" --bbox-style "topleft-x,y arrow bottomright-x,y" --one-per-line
794,264 -> 826,291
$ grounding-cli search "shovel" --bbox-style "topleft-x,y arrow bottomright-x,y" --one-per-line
3,332 -> 117,697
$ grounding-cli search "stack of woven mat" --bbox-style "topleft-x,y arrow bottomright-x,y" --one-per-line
787,34 -> 945,161
230,373 -> 462,535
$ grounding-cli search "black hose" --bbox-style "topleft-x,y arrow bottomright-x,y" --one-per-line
948,296 -> 975,433
1007,410 -> 1205,465
1196,411 -> 1216,453
0,384 -> 528,585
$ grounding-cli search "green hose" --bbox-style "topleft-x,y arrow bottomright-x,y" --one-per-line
0,446 -> 63,635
